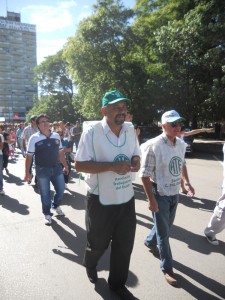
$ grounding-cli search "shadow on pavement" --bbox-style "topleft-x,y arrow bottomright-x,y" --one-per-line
133,183 -> 148,201
51,216 -> 85,265
3,173 -> 24,186
51,215 -> 139,299
0,194 -> 29,215
179,194 -> 216,211
174,260 -> 225,299
170,224 -> 225,256
136,212 -> 153,230
63,190 -> 85,210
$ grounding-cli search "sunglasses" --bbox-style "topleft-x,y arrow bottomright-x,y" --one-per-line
170,121 -> 184,128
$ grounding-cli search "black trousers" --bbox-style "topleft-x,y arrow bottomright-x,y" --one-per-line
83,193 -> 136,289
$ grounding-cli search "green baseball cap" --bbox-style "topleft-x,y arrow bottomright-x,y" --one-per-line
102,90 -> 130,107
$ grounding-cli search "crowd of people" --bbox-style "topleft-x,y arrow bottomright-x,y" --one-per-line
0,91 -> 224,300
0,118 -> 82,194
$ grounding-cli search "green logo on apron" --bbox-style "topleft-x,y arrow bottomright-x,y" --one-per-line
114,154 -> 129,162
169,156 -> 182,176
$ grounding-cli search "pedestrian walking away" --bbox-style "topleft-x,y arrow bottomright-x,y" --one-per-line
139,110 -> 195,287
71,120 -> 82,152
75,90 -> 141,300
21,115 -> 39,183
24,113 -> 69,225
204,143 -> 225,245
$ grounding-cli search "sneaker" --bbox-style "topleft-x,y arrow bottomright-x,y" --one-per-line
53,206 -> 65,216
163,271 -> 177,286
0,190 -> 5,195
86,267 -> 98,284
44,215 -> 52,225
205,234 -> 219,245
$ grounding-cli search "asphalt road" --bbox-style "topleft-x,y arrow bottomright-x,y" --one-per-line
0,150 -> 224,300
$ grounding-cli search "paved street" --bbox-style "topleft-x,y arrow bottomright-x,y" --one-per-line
0,150 -> 225,300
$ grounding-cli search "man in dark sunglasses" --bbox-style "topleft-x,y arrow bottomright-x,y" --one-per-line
139,110 -> 195,287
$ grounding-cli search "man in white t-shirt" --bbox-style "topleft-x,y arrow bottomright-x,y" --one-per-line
75,90 -> 140,299
204,143 -> 225,245
139,110 -> 195,287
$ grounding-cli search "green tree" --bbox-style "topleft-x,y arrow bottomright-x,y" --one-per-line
151,0 -> 225,124
34,50 -> 77,122
64,0 -> 146,119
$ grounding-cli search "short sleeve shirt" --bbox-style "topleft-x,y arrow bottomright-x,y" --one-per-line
27,131 -> 63,167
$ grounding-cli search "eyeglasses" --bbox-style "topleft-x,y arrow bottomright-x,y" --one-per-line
170,121 -> 184,128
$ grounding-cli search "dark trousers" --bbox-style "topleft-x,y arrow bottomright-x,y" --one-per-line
3,154 -> 9,169
83,193 -> 136,289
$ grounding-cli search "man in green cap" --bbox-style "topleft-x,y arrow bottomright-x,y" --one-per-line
75,90 -> 140,299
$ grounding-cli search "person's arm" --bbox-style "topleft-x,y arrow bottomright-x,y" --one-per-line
131,155 -> 140,172
59,149 -> 69,174
64,146 -> 71,153
141,177 -> 159,212
21,129 -> 27,152
182,164 -> 195,196
22,138 -> 26,153
0,135 -> 3,150
184,128 -> 214,137
24,154 -> 33,182
75,160 -> 132,175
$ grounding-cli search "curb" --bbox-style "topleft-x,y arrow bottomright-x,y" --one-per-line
193,140 -> 223,154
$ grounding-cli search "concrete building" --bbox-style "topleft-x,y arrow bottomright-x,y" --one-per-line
0,11 -> 37,122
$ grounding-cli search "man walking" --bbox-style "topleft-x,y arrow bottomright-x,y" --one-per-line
21,115 -> 38,155
139,110 -> 195,286
71,120 -> 82,152
204,143 -> 225,245
75,90 -> 140,299
24,114 -> 68,225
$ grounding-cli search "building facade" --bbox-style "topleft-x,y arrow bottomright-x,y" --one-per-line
0,11 -> 37,122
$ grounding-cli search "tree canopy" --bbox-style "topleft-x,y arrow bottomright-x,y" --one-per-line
32,0 -> 225,126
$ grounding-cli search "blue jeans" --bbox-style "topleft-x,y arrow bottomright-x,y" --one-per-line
36,164 -> 65,215
0,155 -> 3,190
145,193 -> 179,272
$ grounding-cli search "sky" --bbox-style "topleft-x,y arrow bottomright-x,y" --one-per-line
0,0 -> 135,64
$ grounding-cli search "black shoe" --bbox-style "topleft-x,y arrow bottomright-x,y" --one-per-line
144,243 -> 160,258
109,285 -> 137,300
86,267 -> 98,284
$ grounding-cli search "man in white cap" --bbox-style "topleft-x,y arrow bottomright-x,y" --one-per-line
139,110 -> 195,286
75,90 -> 140,299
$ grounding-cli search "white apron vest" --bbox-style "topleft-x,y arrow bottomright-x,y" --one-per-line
92,122 -> 135,205
153,135 -> 186,196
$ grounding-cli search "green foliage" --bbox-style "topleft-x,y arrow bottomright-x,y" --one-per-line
29,0 -> 225,125
33,50 -> 78,123
64,0 -> 141,119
